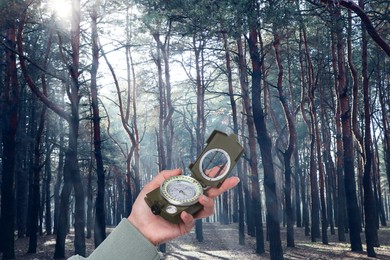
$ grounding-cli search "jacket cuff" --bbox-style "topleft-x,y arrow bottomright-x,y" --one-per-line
87,218 -> 160,260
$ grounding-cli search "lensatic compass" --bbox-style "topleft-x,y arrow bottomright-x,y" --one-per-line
145,130 -> 244,224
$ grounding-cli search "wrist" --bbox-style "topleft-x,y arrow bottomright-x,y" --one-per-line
128,215 -> 157,246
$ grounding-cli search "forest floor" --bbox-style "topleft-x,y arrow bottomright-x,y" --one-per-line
9,221 -> 390,259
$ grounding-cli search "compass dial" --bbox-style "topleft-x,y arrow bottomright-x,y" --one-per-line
160,175 -> 203,206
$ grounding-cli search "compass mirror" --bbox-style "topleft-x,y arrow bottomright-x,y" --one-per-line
200,148 -> 231,181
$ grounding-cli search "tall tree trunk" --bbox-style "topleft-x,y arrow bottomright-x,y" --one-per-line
0,19 -> 19,259
308,116 -> 320,241
248,26 -> 283,259
51,0 -> 85,256
153,27 -> 174,251
90,1 -> 106,247
373,134 -> 387,227
126,6 -> 141,200
301,25 -> 321,241
308,50 -> 328,244
45,128 -> 52,235
87,156 -> 93,239
226,33 -> 245,244
27,95 -> 47,253
330,30 -> 347,242
53,94 -> 65,235
297,28 -> 310,237
334,8 -> 363,252
192,34 -> 206,243
300,160 -> 310,236
297,9 -> 321,239
272,29 -> 296,248
224,33 -> 238,226
312,88 -> 328,245
16,87 -> 28,239
320,84 -> 336,236
360,1 -> 378,255
238,36 -> 265,253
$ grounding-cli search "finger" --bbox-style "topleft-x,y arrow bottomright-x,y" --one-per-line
180,211 -> 195,234
194,195 -> 214,219
206,176 -> 240,199
143,169 -> 182,192
205,165 -> 227,178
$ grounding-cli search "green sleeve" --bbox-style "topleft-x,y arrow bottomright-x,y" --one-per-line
68,219 -> 161,260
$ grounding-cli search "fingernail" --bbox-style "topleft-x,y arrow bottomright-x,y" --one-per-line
202,195 -> 209,202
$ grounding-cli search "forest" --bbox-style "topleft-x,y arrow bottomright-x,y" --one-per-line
0,0 -> 389,259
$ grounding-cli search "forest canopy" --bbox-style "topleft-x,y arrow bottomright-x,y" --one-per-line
0,0 -> 389,259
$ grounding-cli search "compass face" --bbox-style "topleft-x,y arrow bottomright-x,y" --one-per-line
160,175 -> 203,206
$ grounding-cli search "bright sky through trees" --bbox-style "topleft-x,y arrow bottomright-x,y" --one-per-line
47,0 -> 72,20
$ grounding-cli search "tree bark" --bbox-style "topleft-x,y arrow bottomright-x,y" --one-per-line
334,8 -> 363,252
272,29 -> 296,248
44,128 -> 53,235
238,36 -> 265,254
360,1 -> 378,255
90,1 -> 106,248
28,97 -> 46,253
192,34 -> 206,243
330,30 -> 347,242
248,26 -> 284,259
0,20 -> 19,259
225,33 -> 245,244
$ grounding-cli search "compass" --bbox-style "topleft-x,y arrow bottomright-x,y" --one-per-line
145,130 -> 244,224
161,175 -> 203,207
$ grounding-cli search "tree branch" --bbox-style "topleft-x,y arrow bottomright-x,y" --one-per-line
17,10 -> 71,122
320,0 -> 390,56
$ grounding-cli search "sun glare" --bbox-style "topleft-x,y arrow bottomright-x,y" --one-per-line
49,0 -> 72,20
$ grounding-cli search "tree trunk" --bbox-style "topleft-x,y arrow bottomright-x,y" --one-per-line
223,33 -> 236,225
248,26 -> 283,259
126,6 -> 141,200
330,30 -> 347,242
0,20 -> 19,259
45,129 -> 52,235
294,151 -> 302,228
225,33 -> 245,244
237,36 -> 265,253
54,100 -> 65,235
313,93 -> 328,245
87,158 -> 93,239
192,34 -> 206,243
334,8 -> 363,252
28,98 -> 46,253
360,1 -> 378,255
272,27 -> 296,248
373,135 -> 387,227
297,27 -> 310,238
16,88 -> 28,239
56,0 -> 86,255
90,1 -> 106,247
301,25 -> 321,241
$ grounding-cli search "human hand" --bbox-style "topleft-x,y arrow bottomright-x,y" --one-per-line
127,168 -> 240,246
